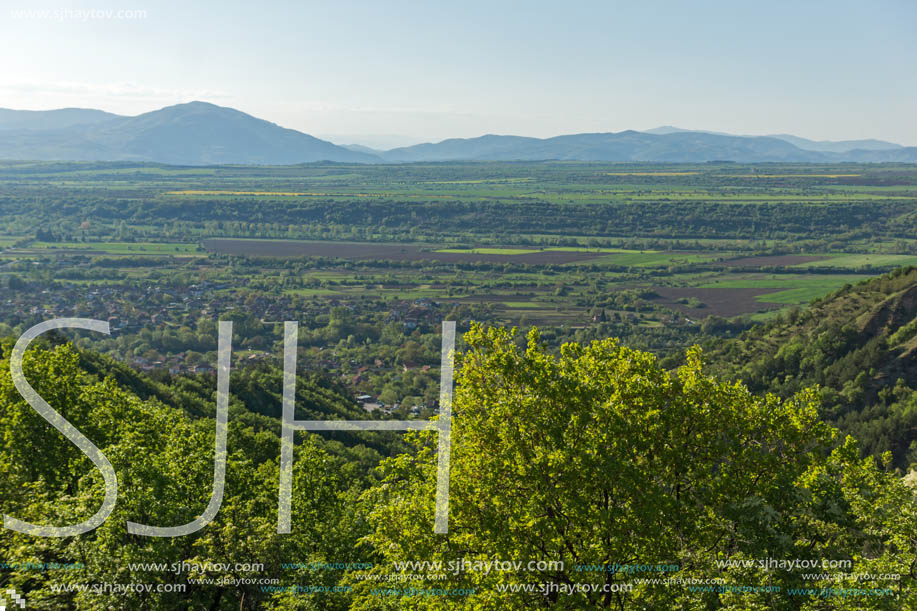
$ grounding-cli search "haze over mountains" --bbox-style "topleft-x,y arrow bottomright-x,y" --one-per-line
0,102 -> 378,164
644,125 -> 903,153
1,101 -> 915,165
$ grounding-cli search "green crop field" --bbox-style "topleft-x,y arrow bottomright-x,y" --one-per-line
570,252 -> 721,267
25,241 -> 203,256
1,159 -> 915,343
697,274 -> 870,290
793,253 -> 917,268
435,247 -> 540,255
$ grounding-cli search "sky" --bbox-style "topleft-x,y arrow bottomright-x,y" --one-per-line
1,0 -> 915,148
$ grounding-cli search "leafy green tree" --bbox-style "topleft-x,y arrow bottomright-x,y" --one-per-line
0,339 -> 368,610
352,325 -> 917,609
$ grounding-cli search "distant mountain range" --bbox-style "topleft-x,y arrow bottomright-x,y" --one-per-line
644,125 -> 904,153
0,102 -> 378,164
1,101 -> 915,165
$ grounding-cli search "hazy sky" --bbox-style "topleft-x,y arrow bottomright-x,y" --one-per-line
2,0 -> 915,147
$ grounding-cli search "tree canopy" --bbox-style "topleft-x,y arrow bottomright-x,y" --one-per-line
355,325 -> 917,610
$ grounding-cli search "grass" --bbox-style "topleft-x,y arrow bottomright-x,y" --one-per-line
720,174 -> 862,178
166,190 -> 313,196
286,288 -> 342,296
423,178 -> 535,184
28,241 -> 202,256
749,309 -> 788,322
698,274 -> 869,290
604,172 -> 699,176
544,247 -> 648,254
434,247 -> 540,255
436,246 -> 653,256
699,274 -> 871,305
569,252 -> 719,267
755,287 -> 842,304
165,190 -> 446,199
792,254 -> 917,269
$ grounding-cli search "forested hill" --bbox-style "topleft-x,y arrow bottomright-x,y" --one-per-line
83,340 -> 407,456
3,333 -> 403,459
0,336 -> 407,608
680,266 -> 917,468
2,324 -> 917,608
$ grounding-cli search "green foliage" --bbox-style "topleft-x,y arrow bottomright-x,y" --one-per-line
1,320 -> 915,609
0,338 -> 372,609
355,325 -> 917,609
693,266 -> 917,468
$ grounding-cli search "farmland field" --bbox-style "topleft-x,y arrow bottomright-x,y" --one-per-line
720,254 -> 830,266
6,6 -> 917,610
1,159 -> 916,608
202,238 -> 603,264
11,241 -> 204,256
792,253 -> 917,268
0,160 -> 915,347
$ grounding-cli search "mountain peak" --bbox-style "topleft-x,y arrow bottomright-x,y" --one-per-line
0,102 -> 381,165
0,103 -> 913,164
150,100 -> 237,117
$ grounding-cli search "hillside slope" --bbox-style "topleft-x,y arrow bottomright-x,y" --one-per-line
383,130 -> 824,162
382,130 -> 917,162
0,102 -> 380,164
3,103 -> 917,163
685,266 -> 917,467
0,107 -> 123,130
0,336 -> 391,608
